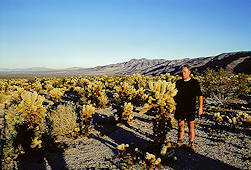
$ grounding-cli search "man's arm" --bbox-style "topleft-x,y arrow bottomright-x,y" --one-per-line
198,96 -> 203,116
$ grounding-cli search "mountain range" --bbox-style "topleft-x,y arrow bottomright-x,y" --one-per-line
0,51 -> 250,77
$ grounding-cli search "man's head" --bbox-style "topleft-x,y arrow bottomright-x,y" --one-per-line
181,65 -> 191,80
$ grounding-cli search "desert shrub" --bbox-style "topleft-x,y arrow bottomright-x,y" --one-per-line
48,103 -> 78,137
212,111 -> 251,129
200,68 -> 250,107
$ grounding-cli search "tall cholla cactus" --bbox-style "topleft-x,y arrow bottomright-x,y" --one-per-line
122,102 -> 134,122
140,80 -> 177,145
16,91 -> 47,129
81,104 -> 95,135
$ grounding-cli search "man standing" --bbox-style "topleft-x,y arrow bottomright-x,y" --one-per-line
174,65 -> 203,151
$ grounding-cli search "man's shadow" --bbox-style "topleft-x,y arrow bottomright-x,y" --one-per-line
169,145 -> 241,170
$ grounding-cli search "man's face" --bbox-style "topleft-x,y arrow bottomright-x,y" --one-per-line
182,67 -> 191,80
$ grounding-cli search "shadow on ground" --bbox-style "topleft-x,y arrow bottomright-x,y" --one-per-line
15,124 -> 68,170
169,145 -> 241,170
92,112 -> 151,149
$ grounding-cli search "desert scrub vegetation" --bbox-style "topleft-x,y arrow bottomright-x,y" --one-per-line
0,70 -> 250,168
199,68 -> 250,107
47,103 -> 78,137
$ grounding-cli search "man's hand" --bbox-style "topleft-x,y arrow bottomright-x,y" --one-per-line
198,107 -> 203,116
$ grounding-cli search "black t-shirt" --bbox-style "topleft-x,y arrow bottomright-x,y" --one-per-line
174,78 -> 202,113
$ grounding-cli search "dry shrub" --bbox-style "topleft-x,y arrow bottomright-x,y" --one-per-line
48,103 -> 78,136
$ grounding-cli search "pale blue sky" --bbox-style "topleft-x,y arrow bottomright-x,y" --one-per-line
0,0 -> 250,69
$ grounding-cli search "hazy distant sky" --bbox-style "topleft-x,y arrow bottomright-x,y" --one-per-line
0,0 -> 250,69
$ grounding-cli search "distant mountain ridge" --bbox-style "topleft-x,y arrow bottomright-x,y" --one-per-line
0,51 -> 250,77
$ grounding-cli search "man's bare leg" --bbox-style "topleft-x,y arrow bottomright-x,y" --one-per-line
188,121 -> 195,142
188,121 -> 195,151
177,120 -> 185,147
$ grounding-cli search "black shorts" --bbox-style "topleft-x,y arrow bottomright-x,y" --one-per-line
174,111 -> 196,122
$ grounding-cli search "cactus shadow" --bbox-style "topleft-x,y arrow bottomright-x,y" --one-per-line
124,123 -> 153,140
92,112 -> 118,136
92,112 -> 152,150
107,125 -> 152,150
15,125 -> 68,170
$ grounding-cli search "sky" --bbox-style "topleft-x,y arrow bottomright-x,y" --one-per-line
0,0 -> 251,69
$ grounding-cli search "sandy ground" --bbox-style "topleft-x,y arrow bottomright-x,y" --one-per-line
14,107 -> 251,169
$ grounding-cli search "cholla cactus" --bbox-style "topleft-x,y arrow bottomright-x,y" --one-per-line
142,80 -> 177,115
121,102 -> 134,122
98,93 -> 109,108
45,83 -> 54,91
3,92 -> 46,168
32,81 -> 43,92
160,138 -> 172,156
0,93 -> 11,107
112,100 -> 135,123
85,81 -> 109,108
214,112 -> 223,123
81,104 -> 95,135
145,152 -> 161,166
140,80 -> 177,145
129,87 -> 148,107
2,106 -> 26,169
237,112 -> 251,123
30,137 -> 42,149
82,104 -> 95,120
49,88 -> 64,103
117,143 -> 129,152
16,91 -> 47,129
232,117 -> 237,125
130,73 -> 148,89
11,87 -> 24,104
114,82 -> 134,101
160,73 -> 181,83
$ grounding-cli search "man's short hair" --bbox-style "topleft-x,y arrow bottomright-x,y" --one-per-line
182,64 -> 191,71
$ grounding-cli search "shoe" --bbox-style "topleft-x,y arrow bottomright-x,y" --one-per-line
189,141 -> 195,152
